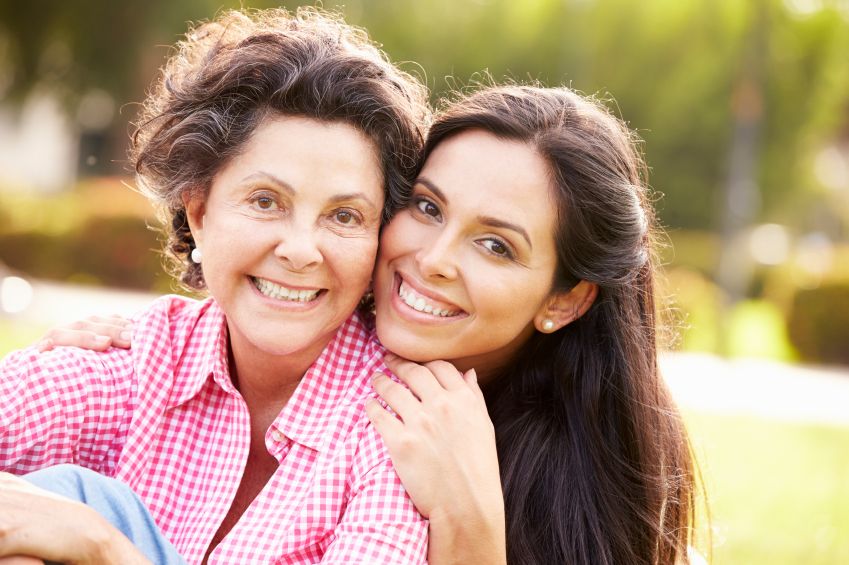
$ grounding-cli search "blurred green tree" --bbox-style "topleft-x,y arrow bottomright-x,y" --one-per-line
0,0 -> 847,233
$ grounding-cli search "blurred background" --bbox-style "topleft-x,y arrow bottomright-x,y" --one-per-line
0,0 -> 847,562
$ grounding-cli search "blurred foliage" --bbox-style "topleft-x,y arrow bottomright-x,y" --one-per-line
725,299 -> 798,360
662,265 -> 799,361
661,265 -> 725,352
1,0 -> 848,363
2,0 -> 848,230
663,230 -> 849,363
789,282 -> 849,365
0,180 -> 172,293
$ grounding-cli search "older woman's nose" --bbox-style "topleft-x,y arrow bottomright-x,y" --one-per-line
274,226 -> 323,272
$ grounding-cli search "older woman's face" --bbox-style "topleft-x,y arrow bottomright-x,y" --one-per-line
373,129 -> 562,377
186,115 -> 383,365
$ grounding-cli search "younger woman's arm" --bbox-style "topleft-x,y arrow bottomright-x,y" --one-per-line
37,315 -> 134,352
366,354 -> 507,565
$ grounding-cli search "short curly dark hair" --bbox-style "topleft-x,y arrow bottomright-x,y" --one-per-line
131,7 -> 429,290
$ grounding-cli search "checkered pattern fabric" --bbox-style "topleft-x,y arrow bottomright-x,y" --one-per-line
1,295 -> 427,564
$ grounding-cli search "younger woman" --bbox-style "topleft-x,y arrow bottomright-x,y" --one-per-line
368,85 -> 697,565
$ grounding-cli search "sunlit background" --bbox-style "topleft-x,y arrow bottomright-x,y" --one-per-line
1,0 -> 848,562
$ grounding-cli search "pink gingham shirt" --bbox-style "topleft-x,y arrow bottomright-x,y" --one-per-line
1,295 -> 428,564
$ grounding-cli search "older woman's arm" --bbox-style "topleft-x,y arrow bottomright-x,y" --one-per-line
0,472 -> 152,565
366,355 -> 507,565
0,343 -> 134,474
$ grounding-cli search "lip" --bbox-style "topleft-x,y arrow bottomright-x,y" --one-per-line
247,275 -> 326,311
389,272 -> 468,325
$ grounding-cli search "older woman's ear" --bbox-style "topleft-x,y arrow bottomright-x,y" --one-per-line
534,280 -> 598,333
182,192 -> 206,248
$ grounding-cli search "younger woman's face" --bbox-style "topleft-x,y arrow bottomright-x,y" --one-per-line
374,129 -> 561,379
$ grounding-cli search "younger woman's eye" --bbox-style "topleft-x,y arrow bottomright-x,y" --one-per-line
414,198 -> 441,219
480,238 -> 515,260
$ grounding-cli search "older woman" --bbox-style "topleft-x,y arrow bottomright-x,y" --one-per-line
0,8 -> 430,564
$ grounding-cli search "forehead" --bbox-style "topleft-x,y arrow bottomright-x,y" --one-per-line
421,129 -> 557,234
212,114 -> 384,199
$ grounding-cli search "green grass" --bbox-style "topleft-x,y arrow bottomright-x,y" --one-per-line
686,411 -> 849,564
0,318 -> 49,356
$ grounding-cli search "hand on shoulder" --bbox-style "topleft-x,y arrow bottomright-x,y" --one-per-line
366,354 -> 507,565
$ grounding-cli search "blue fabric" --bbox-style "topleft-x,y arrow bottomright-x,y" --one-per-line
23,464 -> 186,565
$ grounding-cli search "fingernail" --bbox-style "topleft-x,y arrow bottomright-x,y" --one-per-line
371,372 -> 384,383
120,330 -> 133,341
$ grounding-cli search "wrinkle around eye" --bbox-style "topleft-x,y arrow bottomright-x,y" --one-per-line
323,214 -> 379,237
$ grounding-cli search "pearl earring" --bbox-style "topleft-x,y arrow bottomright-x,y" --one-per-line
191,247 -> 203,264
542,319 -> 555,332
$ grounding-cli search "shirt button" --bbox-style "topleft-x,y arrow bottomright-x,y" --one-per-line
270,429 -> 285,443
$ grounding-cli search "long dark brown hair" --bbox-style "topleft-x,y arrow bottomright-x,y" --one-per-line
424,86 -> 697,564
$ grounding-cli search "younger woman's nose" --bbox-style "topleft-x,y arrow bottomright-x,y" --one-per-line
415,235 -> 458,280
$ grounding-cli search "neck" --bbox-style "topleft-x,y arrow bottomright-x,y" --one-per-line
448,326 -> 535,385
450,356 -> 504,384
226,325 -> 333,413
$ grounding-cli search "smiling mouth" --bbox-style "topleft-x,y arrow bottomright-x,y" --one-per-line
251,276 -> 323,303
397,278 -> 464,318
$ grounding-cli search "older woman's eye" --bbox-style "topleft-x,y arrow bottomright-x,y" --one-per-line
252,195 -> 278,210
414,198 -> 441,219
333,208 -> 362,226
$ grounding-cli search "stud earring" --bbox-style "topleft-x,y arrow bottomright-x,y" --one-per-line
542,319 -> 555,332
191,247 -> 203,264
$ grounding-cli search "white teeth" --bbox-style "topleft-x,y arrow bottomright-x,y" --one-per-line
398,280 -> 459,318
253,277 -> 320,302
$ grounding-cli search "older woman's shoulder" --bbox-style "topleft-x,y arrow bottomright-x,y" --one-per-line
129,295 -> 224,350
131,294 -> 215,323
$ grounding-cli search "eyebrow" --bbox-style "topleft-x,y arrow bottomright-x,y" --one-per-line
415,177 -> 533,249
327,192 -> 379,210
244,171 -> 378,209
243,171 -> 295,195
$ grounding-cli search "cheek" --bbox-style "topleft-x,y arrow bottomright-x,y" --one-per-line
379,213 -> 422,260
471,270 -> 548,322
327,234 -> 380,285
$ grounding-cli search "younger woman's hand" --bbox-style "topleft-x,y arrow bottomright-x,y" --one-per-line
37,315 -> 134,353
366,353 -> 506,565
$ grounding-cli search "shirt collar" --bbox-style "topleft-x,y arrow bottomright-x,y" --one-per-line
272,311 -> 376,453
168,298 -> 233,408
167,303 -> 377,455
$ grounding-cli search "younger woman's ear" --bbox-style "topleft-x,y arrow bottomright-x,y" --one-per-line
534,280 -> 598,333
